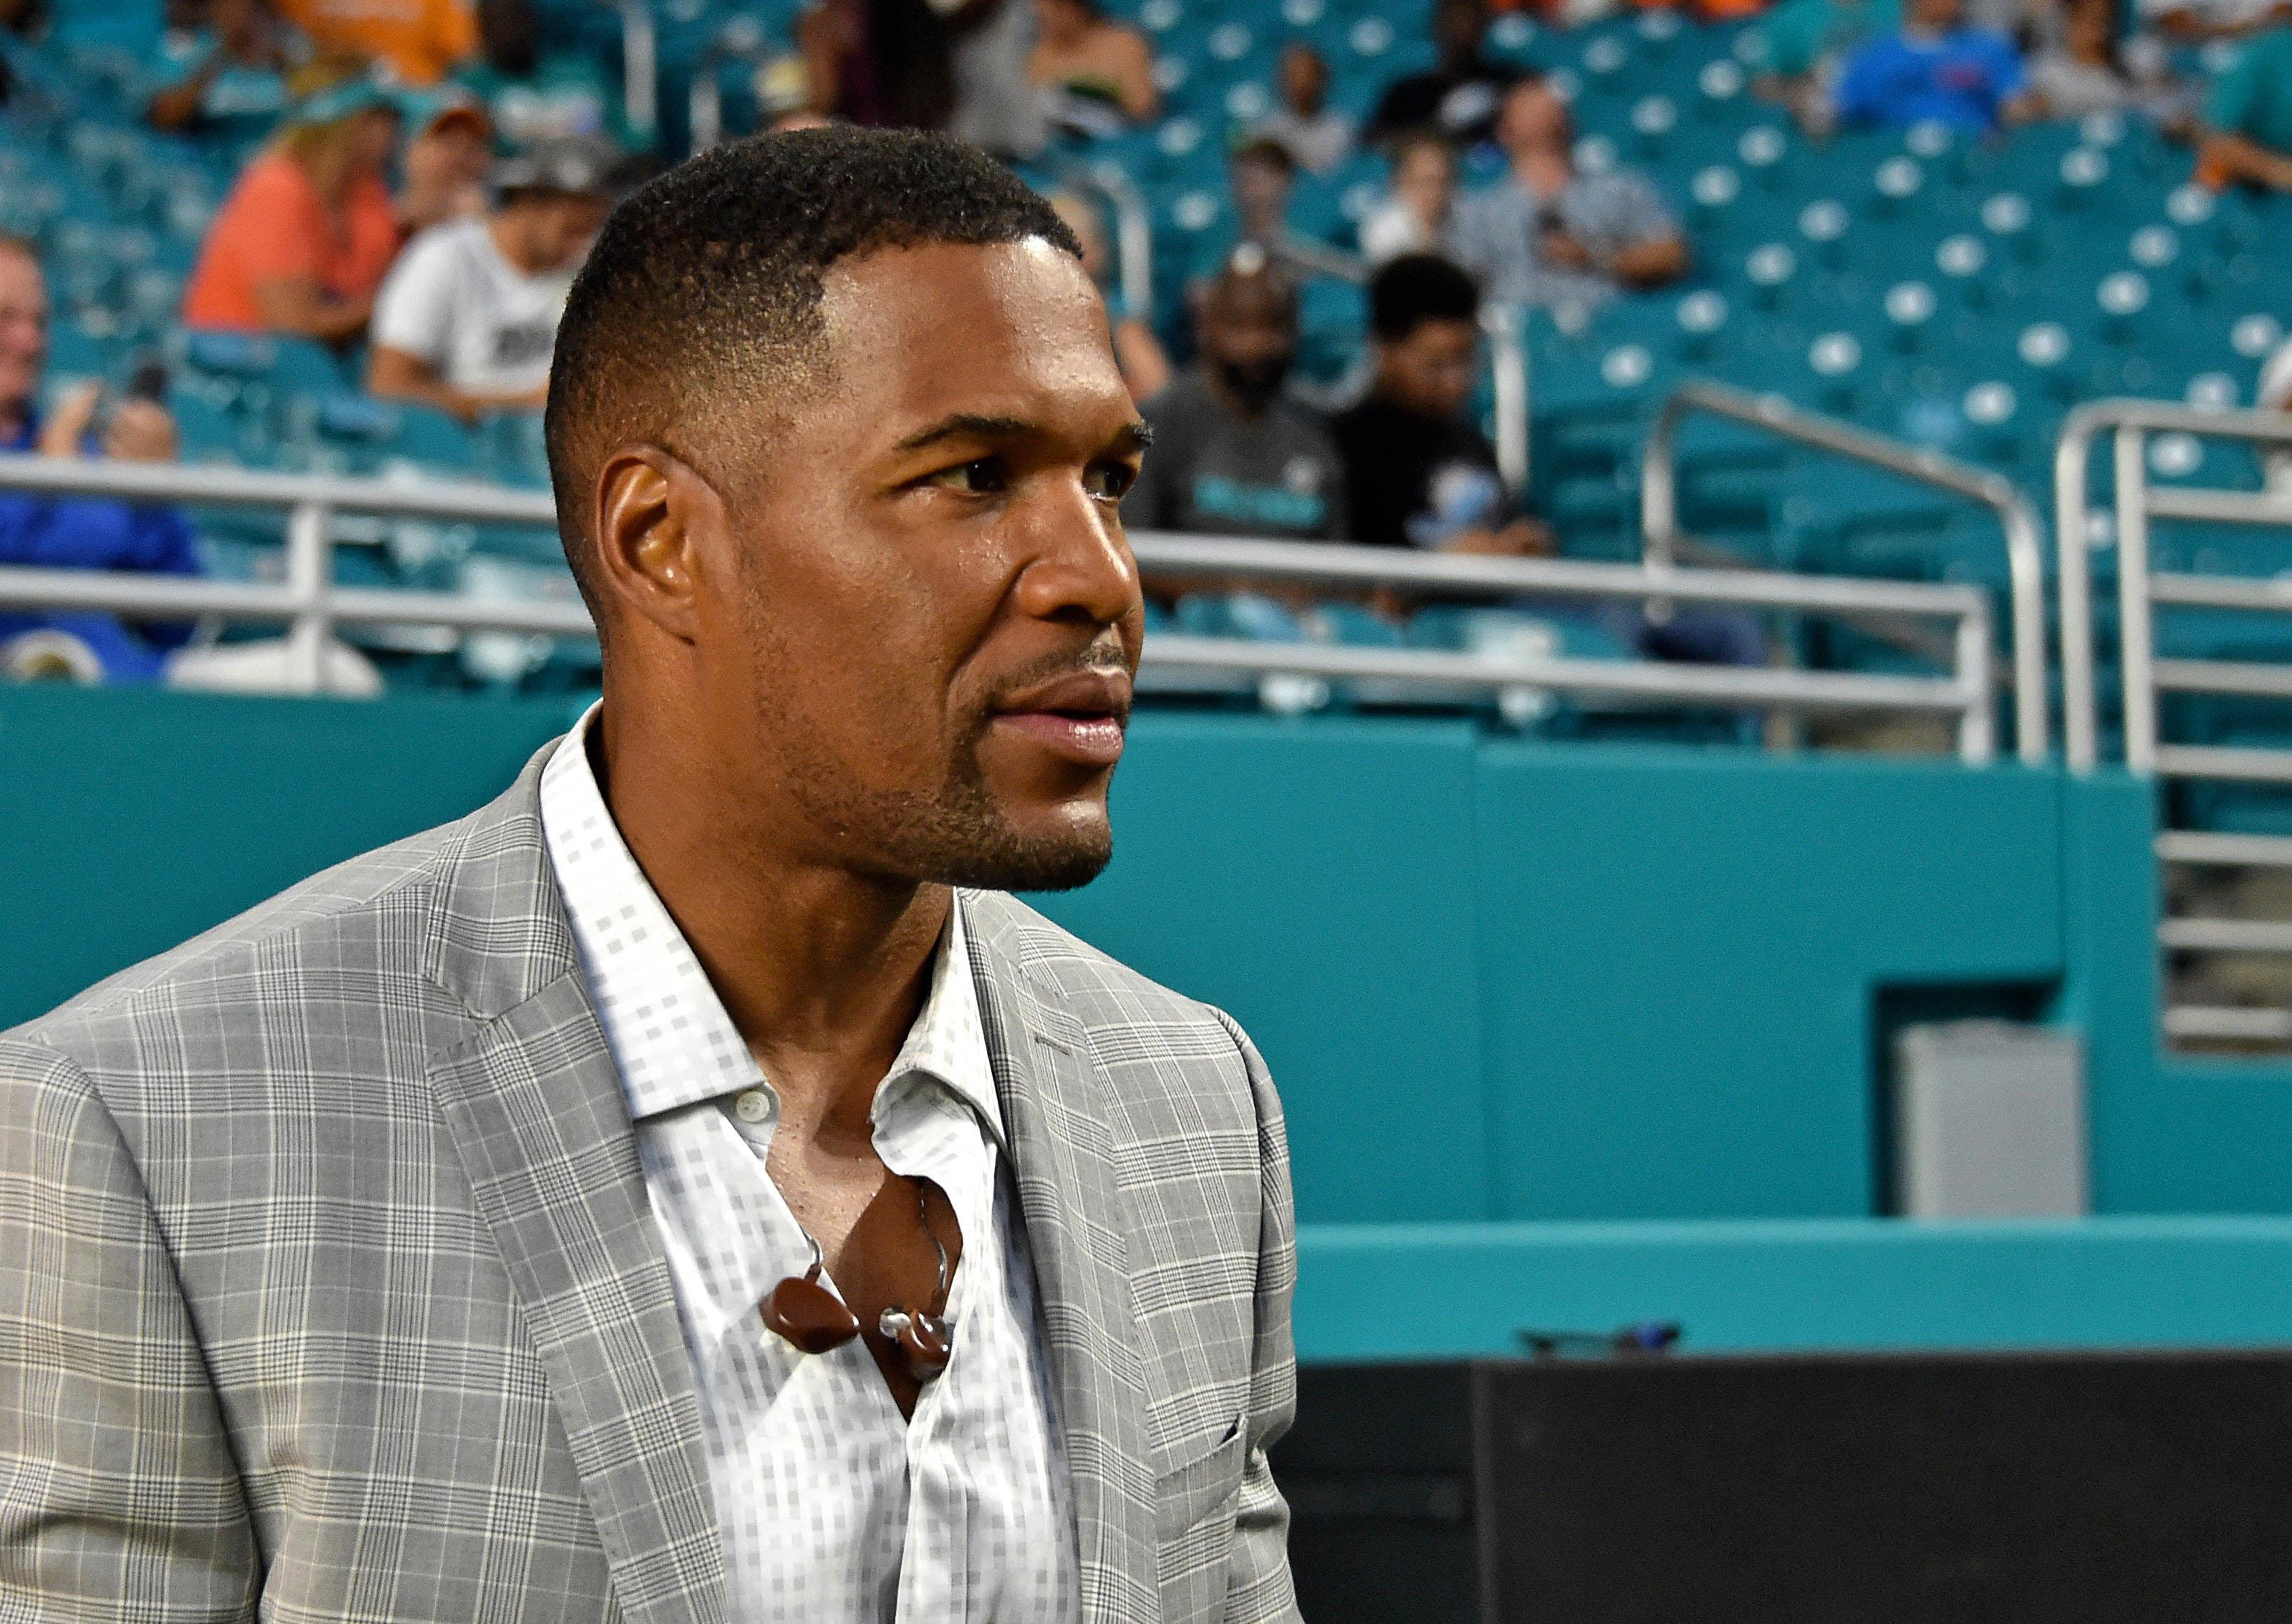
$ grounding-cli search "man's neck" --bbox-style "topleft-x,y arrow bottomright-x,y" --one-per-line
1512,150 -> 1571,199
1204,367 -> 1272,422
591,697 -> 951,1139
0,400 -> 26,445
488,211 -> 541,277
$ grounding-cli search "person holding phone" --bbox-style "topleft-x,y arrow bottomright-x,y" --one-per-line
0,236 -> 201,684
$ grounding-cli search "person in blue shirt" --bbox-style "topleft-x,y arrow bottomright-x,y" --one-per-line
2198,23 -> 2292,189
1832,0 -> 2036,132
0,236 -> 201,684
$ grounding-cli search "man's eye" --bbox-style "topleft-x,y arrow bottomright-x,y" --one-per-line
1087,463 -> 1137,502
932,459 -> 1008,493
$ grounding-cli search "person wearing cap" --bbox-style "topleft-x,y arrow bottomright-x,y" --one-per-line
180,61 -> 408,339
367,135 -> 620,422
398,82 -> 495,233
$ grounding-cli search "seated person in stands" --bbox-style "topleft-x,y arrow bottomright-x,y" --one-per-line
0,236 -> 201,685
456,0 -> 633,148
367,135 -> 617,423
180,69 -> 405,342
1046,188 -> 1170,402
2027,0 -> 2134,117
1830,0 -> 2036,132
1192,139 -> 1360,287
398,87 -> 498,232
1027,0 -> 1157,133
2196,18 -> 2292,188
273,0 -> 476,85
1450,77 -> 1687,312
1362,0 -> 1517,148
1360,127 -> 1458,265
1334,254 -> 1548,558
1253,43 -> 1353,175
145,0 -> 306,150
1751,0 -> 1899,126
1123,248 -> 1349,542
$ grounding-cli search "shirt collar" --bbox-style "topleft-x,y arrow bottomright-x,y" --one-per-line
537,701 -> 1007,1153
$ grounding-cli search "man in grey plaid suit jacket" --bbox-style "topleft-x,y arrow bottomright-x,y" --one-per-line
0,131 -> 1299,1620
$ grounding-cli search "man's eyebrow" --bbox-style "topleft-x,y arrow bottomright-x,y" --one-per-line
892,414 -> 1038,453
892,414 -> 1155,454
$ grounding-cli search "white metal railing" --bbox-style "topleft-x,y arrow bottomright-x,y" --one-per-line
1644,380 -> 2050,766
617,0 -> 658,144
2054,399 -> 2292,1048
0,455 -> 1996,758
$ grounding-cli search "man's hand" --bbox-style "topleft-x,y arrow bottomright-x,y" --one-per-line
1446,519 -> 1554,558
34,380 -> 100,458
104,399 -> 178,462
1539,229 -> 1597,271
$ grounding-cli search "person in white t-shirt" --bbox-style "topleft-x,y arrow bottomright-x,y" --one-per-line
367,135 -> 622,422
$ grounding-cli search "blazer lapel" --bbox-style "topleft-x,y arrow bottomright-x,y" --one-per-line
425,758 -> 726,1624
963,894 -> 1161,1624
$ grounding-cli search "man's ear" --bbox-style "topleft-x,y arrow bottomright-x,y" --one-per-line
589,444 -> 726,644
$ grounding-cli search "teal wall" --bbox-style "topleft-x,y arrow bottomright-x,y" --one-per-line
6,682 -> 2292,1247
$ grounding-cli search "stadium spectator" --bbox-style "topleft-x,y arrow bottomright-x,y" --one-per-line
798,0 -> 962,131
1751,0 -> 1900,124
1359,128 -> 1458,264
0,237 -> 201,685
1830,0 -> 2036,132
949,0 -> 1049,158
145,0 -> 306,148
367,135 -> 617,424
2027,0 -> 2134,115
1334,253 -> 1548,556
397,85 -> 494,231
2197,19 -> 2292,188
180,72 -> 405,341
1027,0 -> 1157,132
1254,42 -> 1354,174
454,0 -> 632,149
1192,138 -> 1361,287
1046,188 -> 1171,401
1125,249 -> 1349,541
1362,0 -> 1518,147
273,0 -> 476,84
1451,77 -> 1687,311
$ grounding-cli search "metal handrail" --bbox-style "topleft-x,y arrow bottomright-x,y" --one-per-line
687,16 -> 774,154
1644,380 -> 2050,766
1482,303 -> 1529,496
2053,399 -> 2292,773
0,457 -> 1995,758
1064,162 -> 1153,332
617,0 -> 658,143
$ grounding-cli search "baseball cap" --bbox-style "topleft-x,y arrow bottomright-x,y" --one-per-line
491,135 -> 633,200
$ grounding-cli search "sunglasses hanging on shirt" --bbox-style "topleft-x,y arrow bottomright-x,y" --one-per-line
759,1186 -> 953,1383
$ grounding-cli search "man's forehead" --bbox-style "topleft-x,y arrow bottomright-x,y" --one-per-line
817,238 -> 1129,434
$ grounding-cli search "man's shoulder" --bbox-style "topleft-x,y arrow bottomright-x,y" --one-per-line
4,801 -> 501,1078
961,890 -> 1248,1055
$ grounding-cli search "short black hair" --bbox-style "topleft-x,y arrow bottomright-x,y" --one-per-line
543,126 -> 1082,619
1369,253 -> 1480,343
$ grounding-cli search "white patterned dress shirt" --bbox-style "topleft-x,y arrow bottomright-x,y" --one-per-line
538,708 -> 1082,1624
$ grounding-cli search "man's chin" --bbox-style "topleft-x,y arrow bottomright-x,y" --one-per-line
930,803 -> 1114,894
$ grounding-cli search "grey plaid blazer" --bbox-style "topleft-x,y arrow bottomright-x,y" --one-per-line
0,749 -> 1299,1624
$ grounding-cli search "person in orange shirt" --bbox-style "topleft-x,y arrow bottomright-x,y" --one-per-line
274,0 -> 476,85
180,74 -> 407,341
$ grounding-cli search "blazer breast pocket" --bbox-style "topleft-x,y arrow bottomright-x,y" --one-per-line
1154,1411 -> 1248,1541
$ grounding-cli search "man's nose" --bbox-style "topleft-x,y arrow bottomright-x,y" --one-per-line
1011,478 -> 1142,631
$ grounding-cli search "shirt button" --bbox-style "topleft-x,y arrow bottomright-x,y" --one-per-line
734,1088 -> 773,1123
